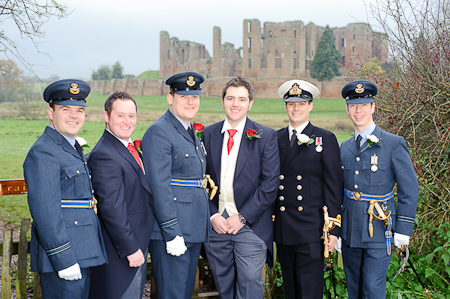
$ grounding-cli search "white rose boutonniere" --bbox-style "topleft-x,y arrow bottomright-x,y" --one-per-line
366,134 -> 380,145
296,133 -> 315,146
75,136 -> 90,148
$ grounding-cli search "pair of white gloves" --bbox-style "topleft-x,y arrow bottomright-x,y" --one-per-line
166,235 -> 187,256
334,232 -> 410,252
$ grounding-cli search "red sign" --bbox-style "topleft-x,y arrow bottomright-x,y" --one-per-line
0,179 -> 28,196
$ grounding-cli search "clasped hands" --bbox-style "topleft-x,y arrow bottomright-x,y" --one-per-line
211,214 -> 244,235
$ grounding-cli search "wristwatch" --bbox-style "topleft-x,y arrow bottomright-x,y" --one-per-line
238,213 -> 246,224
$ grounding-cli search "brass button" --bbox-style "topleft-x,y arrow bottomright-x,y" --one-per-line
280,206 -> 285,212
279,196 -> 285,201
185,154 -> 189,157
297,195 -> 303,201
298,206 -> 303,212
279,185 -> 284,190
92,190 -> 94,194
356,157 -> 360,162
76,170 -> 80,174
196,146 -> 199,150
297,175 -> 302,180
74,221 -> 78,225
279,175 -> 284,180
89,175 -> 92,179
174,197 -> 177,201
355,170 -> 359,175
201,159 -> 204,163
297,185 -> 302,191
354,184 -> 358,189
341,166 -> 344,169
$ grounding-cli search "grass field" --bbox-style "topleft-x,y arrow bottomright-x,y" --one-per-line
0,92 -> 354,226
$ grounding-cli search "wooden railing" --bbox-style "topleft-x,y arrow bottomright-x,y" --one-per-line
0,179 -> 219,299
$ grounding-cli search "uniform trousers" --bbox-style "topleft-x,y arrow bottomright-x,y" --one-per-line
203,212 -> 267,299
342,243 -> 392,299
149,239 -> 201,299
277,242 -> 324,299
40,267 -> 90,299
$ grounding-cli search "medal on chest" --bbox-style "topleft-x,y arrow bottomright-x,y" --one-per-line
371,154 -> 378,172
315,136 -> 323,152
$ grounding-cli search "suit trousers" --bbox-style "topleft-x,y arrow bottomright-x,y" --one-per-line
203,217 -> 267,299
342,243 -> 392,299
40,268 -> 90,299
120,249 -> 148,299
277,242 -> 324,299
149,239 -> 201,299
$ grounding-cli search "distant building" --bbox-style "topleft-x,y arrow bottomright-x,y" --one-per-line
159,19 -> 388,79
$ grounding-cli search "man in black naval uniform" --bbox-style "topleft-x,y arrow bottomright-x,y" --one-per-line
274,79 -> 343,299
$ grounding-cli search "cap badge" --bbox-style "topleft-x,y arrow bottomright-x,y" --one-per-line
186,76 -> 196,87
69,83 -> 80,95
289,83 -> 302,96
355,83 -> 365,94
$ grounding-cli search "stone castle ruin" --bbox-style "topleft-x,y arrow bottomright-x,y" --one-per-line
159,19 -> 388,79
91,19 -> 387,98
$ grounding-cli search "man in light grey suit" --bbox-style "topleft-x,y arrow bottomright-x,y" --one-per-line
141,71 -> 210,299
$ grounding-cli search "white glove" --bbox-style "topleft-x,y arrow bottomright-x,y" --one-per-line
334,237 -> 342,253
394,232 -> 410,248
166,235 -> 187,256
58,263 -> 82,280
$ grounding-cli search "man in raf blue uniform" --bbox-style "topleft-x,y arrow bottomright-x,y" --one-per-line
274,80 -> 342,299
141,72 -> 210,299
340,80 -> 419,299
23,79 -> 107,299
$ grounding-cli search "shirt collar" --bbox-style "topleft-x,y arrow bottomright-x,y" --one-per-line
106,128 -> 132,147
221,117 -> 247,134
169,109 -> 191,131
48,124 -> 76,147
355,122 -> 376,140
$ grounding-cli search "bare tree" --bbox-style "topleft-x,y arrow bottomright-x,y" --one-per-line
0,0 -> 69,71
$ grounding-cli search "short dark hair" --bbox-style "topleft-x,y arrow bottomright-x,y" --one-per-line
104,91 -> 136,116
221,76 -> 254,102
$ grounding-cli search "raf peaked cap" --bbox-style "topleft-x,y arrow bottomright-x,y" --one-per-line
43,79 -> 90,107
278,80 -> 320,102
166,72 -> 204,95
341,80 -> 378,104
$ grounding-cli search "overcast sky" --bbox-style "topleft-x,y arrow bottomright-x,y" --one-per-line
1,0 -> 380,80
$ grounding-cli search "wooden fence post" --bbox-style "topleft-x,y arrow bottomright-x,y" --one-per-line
16,219 -> 31,299
1,229 -> 13,299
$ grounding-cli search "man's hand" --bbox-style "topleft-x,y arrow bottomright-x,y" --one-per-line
334,237 -> 342,253
226,214 -> 245,235
127,249 -> 145,267
394,232 -> 410,248
327,235 -> 338,252
166,235 -> 187,256
211,215 -> 229,234
58,263 -> 82,280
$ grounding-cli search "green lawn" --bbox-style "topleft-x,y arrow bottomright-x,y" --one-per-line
0,93 -> 353,226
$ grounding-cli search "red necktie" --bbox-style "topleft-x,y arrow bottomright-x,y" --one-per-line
227,129 -> 237,155
127,143 -> 143,170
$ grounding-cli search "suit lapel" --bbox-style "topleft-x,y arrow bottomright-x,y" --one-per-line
210,122 -> 224,185
104,131 -> 151,193
234,119 -> 254,180
282,123 -> 313,168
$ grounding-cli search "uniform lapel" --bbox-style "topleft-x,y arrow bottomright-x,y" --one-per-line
165,110 -> 195,145
45,126 -> 84,161
278,127 -> 290,163
282,122 -> 313,168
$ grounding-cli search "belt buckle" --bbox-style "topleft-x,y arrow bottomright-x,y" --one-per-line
201,178 -> 207,189
352,191 -> 362,201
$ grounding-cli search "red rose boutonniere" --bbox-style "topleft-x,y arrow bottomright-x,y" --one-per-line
193,122 -> 205,139
133,140 -> 142,154
246,128 -> 261,140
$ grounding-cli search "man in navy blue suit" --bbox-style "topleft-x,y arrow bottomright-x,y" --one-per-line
202,76 -> 280,299
88,91 -> 154,299
141,72 -> 210,299
340,80 -> 419,299
23,79 -> 107,298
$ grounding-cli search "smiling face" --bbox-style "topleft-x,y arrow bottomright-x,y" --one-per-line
346,102 -> 375,132
222,86 -> 253,128
286,101 -> 313,128
104,99 -> 137,141
167,93 -> 200,124
48,104 -> 85,138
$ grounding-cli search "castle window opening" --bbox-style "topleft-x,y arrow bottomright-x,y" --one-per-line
248,21 -> 251,33
342,38 -> 346,47
352,46 -> 356,52
248,38 -> 251,53
269,30 -> 273,37
248,59 -> 252,69
294,29 -> 297,37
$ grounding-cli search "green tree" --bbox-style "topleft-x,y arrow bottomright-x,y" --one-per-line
310,25 -> 341,81
91,64 -> 111,80
111,61 -> 123,79
359,57 -> 384,76
0,0 -> 69,71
